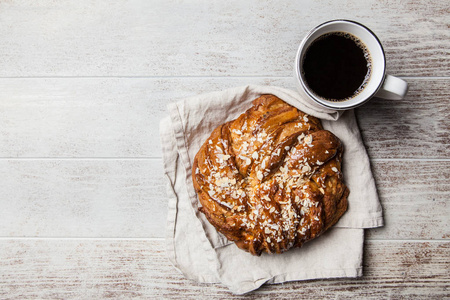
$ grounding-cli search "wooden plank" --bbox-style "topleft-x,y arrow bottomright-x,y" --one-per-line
0,159 -> 167,238
367,161 -> 450,240
0,1 -> 448,77
0,239 -> 448,299
0,77 -> 294,158
0,78 -> 448,159
0,159 -> 448,240
356,78 -> 450,159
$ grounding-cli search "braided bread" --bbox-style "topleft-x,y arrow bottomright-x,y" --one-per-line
192,95 -> 349,256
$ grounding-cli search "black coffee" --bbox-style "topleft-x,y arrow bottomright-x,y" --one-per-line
302,31 -> 371,101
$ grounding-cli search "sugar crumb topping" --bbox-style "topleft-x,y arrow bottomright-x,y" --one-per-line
196,105 -> 342,251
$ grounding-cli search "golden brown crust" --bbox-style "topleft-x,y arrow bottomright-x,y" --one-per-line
192,95 -> 349,256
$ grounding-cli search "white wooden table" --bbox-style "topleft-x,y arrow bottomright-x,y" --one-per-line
1,1 -> 448,298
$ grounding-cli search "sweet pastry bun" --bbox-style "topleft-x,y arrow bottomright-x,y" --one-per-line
192,95 -> 348,256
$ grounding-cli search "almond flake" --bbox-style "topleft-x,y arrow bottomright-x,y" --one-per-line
302,165 -> 311,173
304,135 -> 313,144
288,210 -> 295,219
252,152 -> 259,160
261,158 -> 268,169
297,133 -> 305,142
257,171 -> 263,181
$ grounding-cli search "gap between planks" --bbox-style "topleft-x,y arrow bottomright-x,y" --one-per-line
0,237 -> 447,242
0,157 -> 448,162
0,76 -> 448,79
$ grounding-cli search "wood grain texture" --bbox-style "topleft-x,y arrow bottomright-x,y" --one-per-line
0,77 -> 295,158
1,159 -> 448,240
0,0 -> 448,297
0,0 -> 448,77
0,239 -> 448,299
356,78 -> 450,159
0,159 -> 166,238
366,161 -> 450,240
1,78 -> 448,159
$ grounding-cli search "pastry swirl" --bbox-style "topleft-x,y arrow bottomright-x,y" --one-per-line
192,95 -> 348,256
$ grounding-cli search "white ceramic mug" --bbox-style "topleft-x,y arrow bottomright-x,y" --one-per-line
294,20 -> 408,110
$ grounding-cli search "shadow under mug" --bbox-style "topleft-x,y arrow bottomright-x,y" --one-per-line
294,20 -> 408,110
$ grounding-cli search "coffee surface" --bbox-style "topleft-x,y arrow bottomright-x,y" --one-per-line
302,32 -> 371,101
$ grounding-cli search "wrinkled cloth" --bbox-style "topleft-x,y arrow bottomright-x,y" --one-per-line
160,85 -> 383,294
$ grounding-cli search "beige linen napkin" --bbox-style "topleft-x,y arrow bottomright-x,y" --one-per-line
160,85 -> 383,294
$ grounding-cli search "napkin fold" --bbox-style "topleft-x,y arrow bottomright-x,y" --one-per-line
160,85 -> 383,294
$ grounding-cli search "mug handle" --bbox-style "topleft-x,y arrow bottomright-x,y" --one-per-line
375,75 -> 408,100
